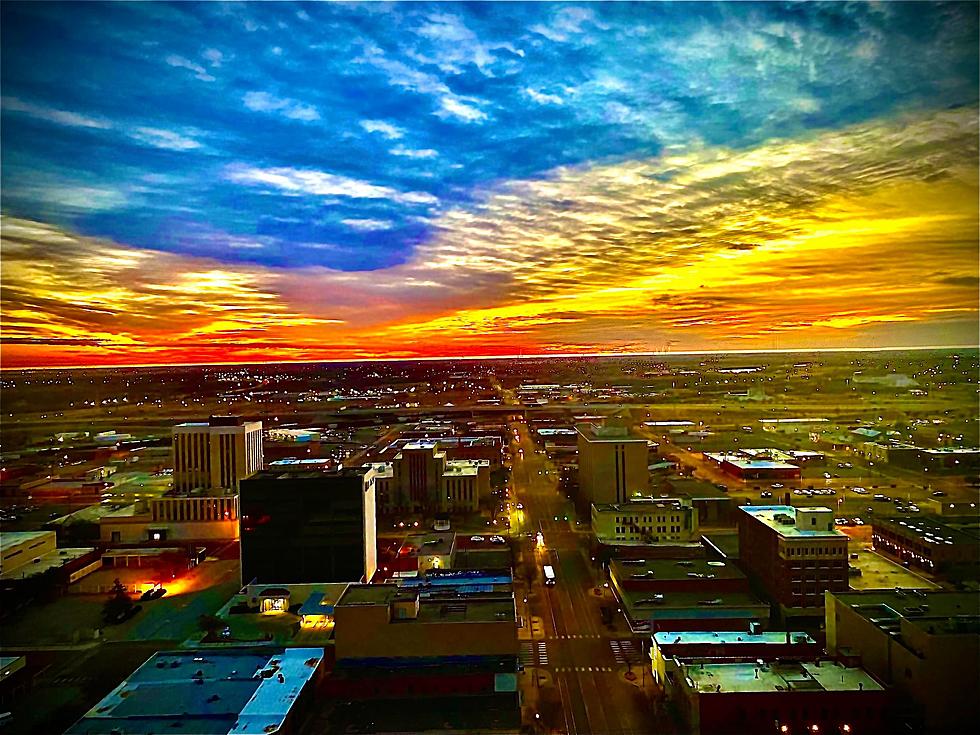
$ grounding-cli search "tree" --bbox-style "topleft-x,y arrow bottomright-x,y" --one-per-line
102,578 -> 133,622
198,613 -> 225,636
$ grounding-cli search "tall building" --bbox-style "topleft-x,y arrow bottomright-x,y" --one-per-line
576,419 -> 648,512
239,466 -> 377,585
826,589 -> 980,734
738,505 -> 849,621
365,441 -> 490,515
172,415 -> 263,493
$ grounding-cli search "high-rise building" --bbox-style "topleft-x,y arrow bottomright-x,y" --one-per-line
239,466 -> 378,585
576,419 -> 648,512
172,415 -> 263,493
738,505 -> 849,621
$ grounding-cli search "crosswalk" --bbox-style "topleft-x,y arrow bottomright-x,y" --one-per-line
554,666 -> 615,673
609,639 -> 641,665
548,634 -> 602,640
520,640 -> 549,667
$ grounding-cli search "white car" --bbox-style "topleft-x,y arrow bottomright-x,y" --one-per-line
852,487 -> 868,494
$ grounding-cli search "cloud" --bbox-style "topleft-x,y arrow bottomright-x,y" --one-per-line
356,44 -> 488,123
165,54 -> 215,82
243,91 -> 320,121
390,145 -> 438,159
2,97 -> 111,129
360,119 -> 404,139
530,6 -> 601,43
226,165 -> 439,205
342,218 -> 394,231
129,127 -> 202,151
203,48 -> 224,67
524,88 -> 564,105
412,12 -> 525,77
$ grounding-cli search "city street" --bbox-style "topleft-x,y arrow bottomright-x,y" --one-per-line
509,417 -> 670,735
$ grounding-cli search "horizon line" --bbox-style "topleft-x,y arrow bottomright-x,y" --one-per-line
1,344 -> 976,372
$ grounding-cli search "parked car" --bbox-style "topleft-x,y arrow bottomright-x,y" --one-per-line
140,586 -> 167,601
760,491 -> 772,498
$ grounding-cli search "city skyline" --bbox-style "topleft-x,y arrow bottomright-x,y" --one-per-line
2,1 -> 978,368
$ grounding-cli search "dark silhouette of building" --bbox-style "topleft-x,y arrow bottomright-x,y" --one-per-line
239,466 -> 377,585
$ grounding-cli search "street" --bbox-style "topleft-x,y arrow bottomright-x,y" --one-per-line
510,416 -> 670,735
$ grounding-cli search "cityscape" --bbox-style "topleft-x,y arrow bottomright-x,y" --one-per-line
1,3 -> 978,735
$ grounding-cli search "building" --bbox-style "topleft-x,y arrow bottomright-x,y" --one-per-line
669,659 -> 886,735
576,419 -> 649,512
826,589 -> 980,734
65,647 -> 325,735
239,466 -> 377,585
609,557 -> 769,634
453,534 -> 513,571
591,498 -> 699,545
0,530 -> 101,587
650,630 -> 819,687
857,443 -> 980,473
366,441 -> 490,515
871,514 -> 980,575
100,494 -> 240,544
388,532 -> 456,576
383,436 -> 503,467
173,415 -> 263,493
329,577 -> 519,705
666,478 -> 735,526
717,457 -> 801,481
738,506 -> 849,621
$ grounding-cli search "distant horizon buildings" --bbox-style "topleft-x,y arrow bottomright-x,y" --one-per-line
173,415 -> 263,493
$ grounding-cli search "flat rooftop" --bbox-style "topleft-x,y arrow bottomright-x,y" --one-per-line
653,631 -> 816,647
400,532 -> 455,556
741,506 -> 848,540
723,458 -> 800,470
874,515 -> 980,547
831,590 -> 980,635
1,546 -> 96,581
683,660 -> 882,695
621,588 -> 768,620
337,583 -> 401,607
593,499 -> 689,514
66,648 -> 323,735
0,530 -> 50,554
611,557 -> 746,582
416,597 -> 515,624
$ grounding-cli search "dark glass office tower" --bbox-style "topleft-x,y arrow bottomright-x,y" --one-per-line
239,467 -> 377,585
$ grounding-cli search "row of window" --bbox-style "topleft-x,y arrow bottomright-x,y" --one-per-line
784,544 -> 846,557
614,525 -> 683,535
613,514 -> 683,524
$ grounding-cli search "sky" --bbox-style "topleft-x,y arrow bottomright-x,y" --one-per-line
1,1 -> 978,368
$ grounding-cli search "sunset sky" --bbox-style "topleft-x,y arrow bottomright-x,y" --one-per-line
1,1 -> 978,368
